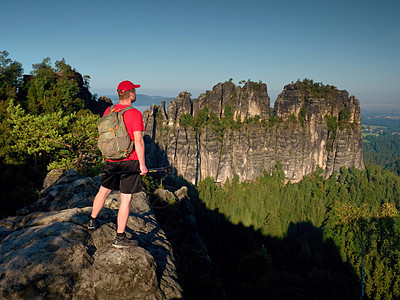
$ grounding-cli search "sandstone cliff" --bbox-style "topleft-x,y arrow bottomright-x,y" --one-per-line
0,170 -> 184,299
142,79 -> 364,184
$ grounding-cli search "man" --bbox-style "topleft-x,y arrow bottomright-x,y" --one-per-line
88,80 -> 148,248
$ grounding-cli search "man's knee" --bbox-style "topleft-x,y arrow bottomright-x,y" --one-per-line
98,186 -> 112,197
120,193 -> 132,204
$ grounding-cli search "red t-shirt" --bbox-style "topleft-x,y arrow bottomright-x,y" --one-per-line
103,104 -> 145,162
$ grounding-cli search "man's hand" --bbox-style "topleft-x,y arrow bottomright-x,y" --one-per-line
140,165 -> 148,176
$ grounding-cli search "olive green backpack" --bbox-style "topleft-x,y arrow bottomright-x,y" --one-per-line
97,105 -> 134,160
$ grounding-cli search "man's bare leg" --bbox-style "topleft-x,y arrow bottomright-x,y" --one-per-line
117,193 -> 132,233
91,186 -> 112,218
112,193 -> 138,248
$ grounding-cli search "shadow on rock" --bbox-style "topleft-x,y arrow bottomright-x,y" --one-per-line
0,169 -> 183,300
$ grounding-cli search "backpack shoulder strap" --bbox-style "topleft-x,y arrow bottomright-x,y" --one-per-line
108,105 -> 133,115
119,106 -> 134,114
108,105 -> 115,113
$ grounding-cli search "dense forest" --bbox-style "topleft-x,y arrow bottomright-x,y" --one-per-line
1,50 -> 400,299
363,134 -> 400,175
193,165 -> 400,299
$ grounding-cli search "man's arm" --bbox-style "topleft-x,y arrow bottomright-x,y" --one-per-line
133,131 -> 148,175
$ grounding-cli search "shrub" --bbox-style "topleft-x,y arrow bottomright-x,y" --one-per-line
288,113 -> 297,124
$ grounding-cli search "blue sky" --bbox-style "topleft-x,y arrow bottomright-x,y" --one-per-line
1,0 -> 399,112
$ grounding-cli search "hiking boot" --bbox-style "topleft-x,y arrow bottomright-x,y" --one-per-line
87,217 -> 98,230
112,235 -> 138,249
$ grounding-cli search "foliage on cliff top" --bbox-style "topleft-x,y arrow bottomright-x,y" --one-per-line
293,78 -> 337,98
21,57 -> 89,115
180,104 -> 242,137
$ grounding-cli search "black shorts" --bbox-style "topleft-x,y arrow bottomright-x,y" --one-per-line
101,160 -> 143,194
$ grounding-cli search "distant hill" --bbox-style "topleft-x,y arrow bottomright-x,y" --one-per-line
103,94 -> 174,112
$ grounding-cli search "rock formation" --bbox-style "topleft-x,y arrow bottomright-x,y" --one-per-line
142,79 -> 364,184
0,170 -> 184,299
87,95 -> 113,115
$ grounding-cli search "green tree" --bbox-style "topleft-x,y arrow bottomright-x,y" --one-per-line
193,106 -> 209,133
6,100 -> 99,170
298,105 -> 307,127
179,113 -> 194,128
0,51 -> 23,160
338,107 -> 351,130
27,57 -> 55,114
26,58 -> 84,115
0,50 -> 23,103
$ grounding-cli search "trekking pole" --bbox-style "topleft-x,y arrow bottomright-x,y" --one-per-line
99,166 -> 172,176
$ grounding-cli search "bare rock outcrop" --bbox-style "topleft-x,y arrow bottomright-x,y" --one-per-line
142,79 -> 364,183
0,170 -> 183,299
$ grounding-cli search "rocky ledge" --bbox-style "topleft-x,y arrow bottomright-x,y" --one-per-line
0,170 -> 184,299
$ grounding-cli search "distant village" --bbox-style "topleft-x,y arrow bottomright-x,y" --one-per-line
362,112 -> 400,135
362,125 -> 400,135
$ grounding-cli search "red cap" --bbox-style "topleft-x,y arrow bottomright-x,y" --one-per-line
117,80 -> 141,93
